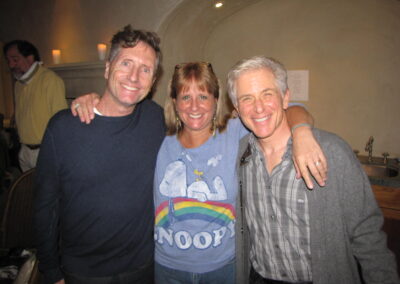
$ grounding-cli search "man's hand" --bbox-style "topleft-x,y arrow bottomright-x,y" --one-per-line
292,126 -> 327,189
55,279 -> 65,284
71,93 -> 100,124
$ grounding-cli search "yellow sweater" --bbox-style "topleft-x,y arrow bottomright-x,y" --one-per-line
15,65 -> 67,144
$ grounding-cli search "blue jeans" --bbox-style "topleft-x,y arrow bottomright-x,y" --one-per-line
155,259 -> 235,284
62,261 -> 154,284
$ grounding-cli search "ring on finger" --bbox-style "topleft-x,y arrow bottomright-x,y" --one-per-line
74,103 -> 80,110
315,160 -> 321,166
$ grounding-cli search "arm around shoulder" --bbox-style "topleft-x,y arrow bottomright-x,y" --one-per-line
287,105 -> 327,189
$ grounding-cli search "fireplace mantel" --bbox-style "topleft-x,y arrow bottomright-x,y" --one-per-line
49,61 -> 106,104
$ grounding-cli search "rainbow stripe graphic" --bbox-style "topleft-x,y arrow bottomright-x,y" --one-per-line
155,197 -> 236,228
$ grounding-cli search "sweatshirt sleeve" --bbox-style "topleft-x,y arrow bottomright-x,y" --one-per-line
34,124 -> 64,284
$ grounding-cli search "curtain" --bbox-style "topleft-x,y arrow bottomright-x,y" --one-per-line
0,42 -> 14,127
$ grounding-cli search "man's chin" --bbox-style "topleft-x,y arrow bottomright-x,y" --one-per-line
120,98 -> 141,108
123,95 -> 148,106
255,133 -> 273,140
253,128 -> 276,141
251,126 -> 272,139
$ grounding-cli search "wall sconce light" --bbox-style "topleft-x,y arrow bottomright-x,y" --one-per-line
97,43 -> 107,61
215,1 -> 223,8
52,49 -> 61,64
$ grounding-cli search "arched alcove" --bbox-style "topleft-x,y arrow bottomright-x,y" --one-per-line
156,0 -> 400,157
155,0 -> 261,106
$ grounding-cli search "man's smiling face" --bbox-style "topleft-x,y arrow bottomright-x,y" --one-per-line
103,41 -> 156,111
235,68 -> 289,141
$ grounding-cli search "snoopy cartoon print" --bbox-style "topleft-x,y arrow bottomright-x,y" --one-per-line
159,155 -> 227,202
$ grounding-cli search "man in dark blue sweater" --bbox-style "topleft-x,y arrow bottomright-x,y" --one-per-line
34,25 -> 165,284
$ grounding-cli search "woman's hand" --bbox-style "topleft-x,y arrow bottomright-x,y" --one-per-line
71,93 -> 101,124
292,126 -> 327,189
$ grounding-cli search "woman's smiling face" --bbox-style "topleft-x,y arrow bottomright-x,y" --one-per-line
174,80 -> 217,135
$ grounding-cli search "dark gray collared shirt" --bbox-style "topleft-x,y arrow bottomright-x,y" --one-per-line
242,134 -> 312,282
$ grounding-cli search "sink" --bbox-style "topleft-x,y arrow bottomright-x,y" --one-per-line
361,164 -> 399,178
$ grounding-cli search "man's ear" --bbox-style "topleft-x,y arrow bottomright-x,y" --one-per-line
104,61 -> 110,80
233,103 -> 240,118
27,55 -> 35,65
282,89 -> 290,110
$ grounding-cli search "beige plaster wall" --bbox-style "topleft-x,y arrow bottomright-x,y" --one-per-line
160,0 -> 400,158
0,0 -> 181,65
1,0 -> 399,157
0,0 -> 181,120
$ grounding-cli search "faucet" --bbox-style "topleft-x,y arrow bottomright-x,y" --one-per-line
365,136 -> 374,163
382,152 -> 389,165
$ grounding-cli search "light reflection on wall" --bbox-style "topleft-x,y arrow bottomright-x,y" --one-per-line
50,0 -> 88,63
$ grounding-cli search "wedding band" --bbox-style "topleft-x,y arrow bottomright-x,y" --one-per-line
315,161 -> 321,166
74,103 -> 80,110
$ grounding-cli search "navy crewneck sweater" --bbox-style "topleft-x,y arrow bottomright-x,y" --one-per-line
34,99 -> 165,283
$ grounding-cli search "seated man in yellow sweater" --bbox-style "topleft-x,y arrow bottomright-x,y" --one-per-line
3,40 -> 67,172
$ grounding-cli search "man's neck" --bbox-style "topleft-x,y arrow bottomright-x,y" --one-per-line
18,62 -> 39,83
178,128 -> 212,149
257,120 -> 291,174
96,93 -> 136,117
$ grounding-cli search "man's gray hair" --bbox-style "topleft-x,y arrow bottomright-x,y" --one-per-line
226,56 -> 288,105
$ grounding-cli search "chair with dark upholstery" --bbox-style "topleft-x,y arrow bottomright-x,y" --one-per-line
0,168 -> 35,249
0,168 -> 41,284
